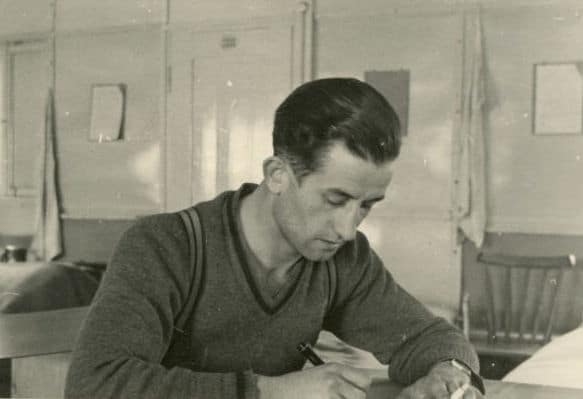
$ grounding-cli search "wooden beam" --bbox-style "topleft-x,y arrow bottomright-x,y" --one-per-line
0,306 -> 88,359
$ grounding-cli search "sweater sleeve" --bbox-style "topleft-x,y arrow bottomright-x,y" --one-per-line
64,213 -> 258,399
323,232 -> 479,386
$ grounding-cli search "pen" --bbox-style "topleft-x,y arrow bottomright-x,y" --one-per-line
450,382 -> 470,399
297,342 -> 325,366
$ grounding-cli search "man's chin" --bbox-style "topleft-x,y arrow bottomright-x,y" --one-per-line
304,249 -> 338,262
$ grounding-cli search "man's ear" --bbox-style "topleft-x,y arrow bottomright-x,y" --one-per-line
263,156 -> 289,195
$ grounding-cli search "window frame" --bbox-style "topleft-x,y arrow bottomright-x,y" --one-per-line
0,38 -> 49,198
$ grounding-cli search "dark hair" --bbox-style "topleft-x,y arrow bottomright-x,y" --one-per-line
273,77 -> 401,179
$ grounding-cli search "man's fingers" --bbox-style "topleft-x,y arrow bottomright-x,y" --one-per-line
314,364 -> 371,398
446,379 -> 464,394
450,382 -> 470,399
335,379 -> 369,399
462,386 -> 482,399
335,364 -> 373,390
431,381 -> 451,398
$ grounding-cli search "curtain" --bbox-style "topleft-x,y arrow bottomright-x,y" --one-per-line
30,89 -> 62,261
455,11 -> 487,248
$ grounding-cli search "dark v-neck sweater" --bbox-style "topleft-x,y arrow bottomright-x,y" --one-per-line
65,184 -> 478,399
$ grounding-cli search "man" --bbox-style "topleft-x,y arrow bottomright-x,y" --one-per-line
65,78 -> 484,399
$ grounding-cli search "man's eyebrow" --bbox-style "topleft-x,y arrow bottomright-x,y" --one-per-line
326,189 -> 385,203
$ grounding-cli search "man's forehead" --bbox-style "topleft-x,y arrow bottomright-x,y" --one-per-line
306,160 -> 393,198
324,187 -> 386,202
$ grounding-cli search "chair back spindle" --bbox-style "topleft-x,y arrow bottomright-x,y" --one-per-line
477,253 -> 575,347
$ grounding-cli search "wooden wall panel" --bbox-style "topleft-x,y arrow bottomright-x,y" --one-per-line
11,353 -> 70,398
56,0 -> 166,32
361,215 -> 460,314
482,5 -> 583,234
317,11 -> 463,312
0,0 -> 52,39
55,29 -> 164,218
170,0 -> 297,27
317,13 -> 461,217
166,25 -> 294,210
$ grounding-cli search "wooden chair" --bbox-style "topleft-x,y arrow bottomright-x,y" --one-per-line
471,253 -> 576,359
0,306 -> 88,398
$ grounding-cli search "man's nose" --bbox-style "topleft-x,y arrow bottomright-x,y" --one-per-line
332,206 -> 359,242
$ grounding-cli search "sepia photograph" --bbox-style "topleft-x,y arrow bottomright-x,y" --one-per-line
0,1 -> 582,398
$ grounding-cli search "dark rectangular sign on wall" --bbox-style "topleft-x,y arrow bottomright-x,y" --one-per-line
365,70 -> 410,137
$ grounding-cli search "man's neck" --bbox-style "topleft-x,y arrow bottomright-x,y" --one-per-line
239,184 -> 300,274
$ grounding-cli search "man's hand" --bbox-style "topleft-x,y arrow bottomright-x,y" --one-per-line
257,363 -> 373,399
396,361 -> 485,399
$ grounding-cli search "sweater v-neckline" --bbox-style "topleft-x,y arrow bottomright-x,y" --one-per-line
225,185 -> 308,315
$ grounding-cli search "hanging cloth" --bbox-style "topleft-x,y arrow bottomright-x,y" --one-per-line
30,89 -> 62,261
455,11 -> 487,248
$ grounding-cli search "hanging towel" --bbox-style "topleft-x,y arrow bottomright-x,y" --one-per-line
30,89 -> 62,261
456,11 -> 487,248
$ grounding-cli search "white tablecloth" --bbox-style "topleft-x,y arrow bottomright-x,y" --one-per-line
503,327 -> 583,389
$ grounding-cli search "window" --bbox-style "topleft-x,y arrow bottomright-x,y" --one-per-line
0,39 -> 49,197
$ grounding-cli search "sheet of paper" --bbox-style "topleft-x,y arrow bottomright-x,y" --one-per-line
89,84 -> 125,142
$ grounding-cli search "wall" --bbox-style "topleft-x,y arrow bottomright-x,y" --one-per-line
0,0 -> 313,263
317,0 -> 583,321
463,1 -> 583,332
0,0 -> 582,319
315,1 -> 464,314
481,3 -> 583,235
58,218 -> 133,263
164,1 -> 301,211
55,27 -> 164,218
0,0 -> 166,256
0,0 -> 53,243
0,0 -> 52,38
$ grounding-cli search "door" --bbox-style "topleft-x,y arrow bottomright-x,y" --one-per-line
166,25 -> 294,210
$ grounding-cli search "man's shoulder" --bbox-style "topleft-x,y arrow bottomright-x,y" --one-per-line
133,211 -> 182,229
191,187 -> 243,217
131,189 -> 231,229
120,212 -> 187,247
125,185 -> 250,239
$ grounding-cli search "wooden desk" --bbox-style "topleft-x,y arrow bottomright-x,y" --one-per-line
483,380 -> 583,398
367,377 -> 583,398
2,311 -> 582,399
0,307 -> 88,398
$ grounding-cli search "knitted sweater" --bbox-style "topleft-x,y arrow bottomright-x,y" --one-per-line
65,184 -> 478,399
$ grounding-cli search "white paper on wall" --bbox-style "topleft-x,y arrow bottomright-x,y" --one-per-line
89,84 -> 126,142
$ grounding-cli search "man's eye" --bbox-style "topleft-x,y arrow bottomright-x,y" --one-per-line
326,197 -> 346,207
361,202 -> 374,210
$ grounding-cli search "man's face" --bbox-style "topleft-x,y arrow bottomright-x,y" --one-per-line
273,142 -> 393,261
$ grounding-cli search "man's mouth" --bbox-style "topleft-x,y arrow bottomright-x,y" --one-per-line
319,239 -> 343,248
